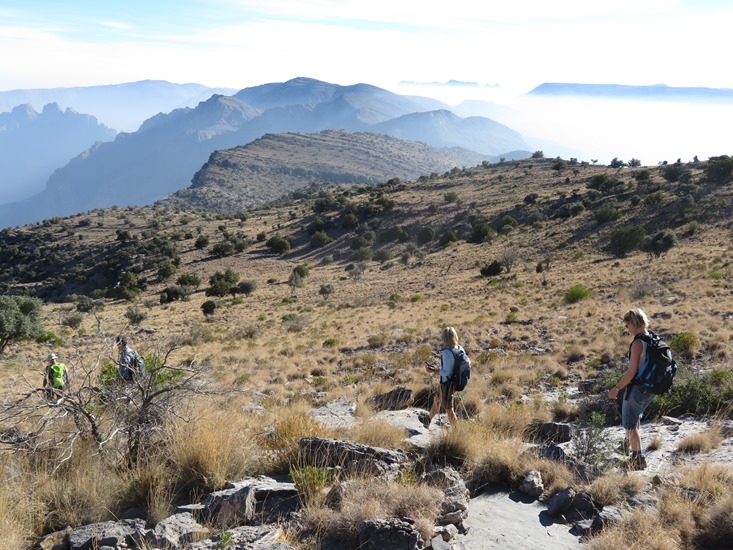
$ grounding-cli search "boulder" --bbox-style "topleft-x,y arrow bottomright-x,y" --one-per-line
519,470 -> 544,498
563,491 -> 599,523
68,519 -> 146,550
309,396 -> 358,429
590,506 -> 625,532
146,512 -> 208,548
547,487 -> 575,518
190,525 -> 293,549
200,476 -> 298,527
531,421 -> 572,443
422,467 -> 470,526
35,526 -> 72,550
299,438 -> 410,478
370,385 -> 414,411
359,517 -> 424,550
373,407 -> 431,449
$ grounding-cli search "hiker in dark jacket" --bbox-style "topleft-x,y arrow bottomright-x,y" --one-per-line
425,326 -> 463,426
608,308 -> 656,470
115,336 -> 140,382
43,352 -> 68,397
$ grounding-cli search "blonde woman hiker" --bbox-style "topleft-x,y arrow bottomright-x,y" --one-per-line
424,326 -> 465,427
607,308 -> 657,470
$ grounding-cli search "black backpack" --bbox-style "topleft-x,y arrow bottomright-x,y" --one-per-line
449,347 -> 472,392
631,331 -> 678,395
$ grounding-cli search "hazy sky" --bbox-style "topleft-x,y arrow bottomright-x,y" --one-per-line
1,0 -> 731,163
1,0 -> 732,95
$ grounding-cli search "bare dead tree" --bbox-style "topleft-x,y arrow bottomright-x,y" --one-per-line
0,335 -> 209,469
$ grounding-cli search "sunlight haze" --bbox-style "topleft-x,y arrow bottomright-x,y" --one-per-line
1,0 -> 731,162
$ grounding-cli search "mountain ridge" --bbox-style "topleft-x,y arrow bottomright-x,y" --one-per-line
0,78 -> 530,229
161,130 -> 496,212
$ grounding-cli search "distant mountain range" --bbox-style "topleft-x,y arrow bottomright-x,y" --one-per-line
0,103 -> 116,203
162,130 -> 498,212
528,83 -> 733,101
0,80 -> 237,132
0,77 -> 530,229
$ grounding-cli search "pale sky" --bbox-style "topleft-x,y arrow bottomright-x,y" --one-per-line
1,0 -> 732,95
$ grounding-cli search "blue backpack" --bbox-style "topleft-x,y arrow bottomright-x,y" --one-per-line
632,332 -> 677,395
449,347 -> 472,391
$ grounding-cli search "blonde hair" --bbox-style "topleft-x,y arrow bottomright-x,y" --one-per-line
441,326 -> 459,348
623,308 -> 650,329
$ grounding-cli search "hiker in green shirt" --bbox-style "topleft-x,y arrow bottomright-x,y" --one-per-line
43,352 -> 68,398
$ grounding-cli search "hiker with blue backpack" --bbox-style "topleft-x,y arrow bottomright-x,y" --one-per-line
43,352 -> 68,398
608,308 -> 678,470
115,336 -> 144,382
425,326 -> 471,427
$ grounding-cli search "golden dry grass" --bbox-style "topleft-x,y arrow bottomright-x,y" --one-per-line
588,472 -> 647,507
676,425 -> 723,454
587,510 -> 682,550
1,159 -> 732,546
301,478 -> 442,547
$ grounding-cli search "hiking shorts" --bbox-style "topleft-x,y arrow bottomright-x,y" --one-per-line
621,385 -> 655,430
439,381 -> 455,409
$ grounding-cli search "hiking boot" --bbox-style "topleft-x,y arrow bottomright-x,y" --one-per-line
627,453 -> 647,471
419,413 -> 431,428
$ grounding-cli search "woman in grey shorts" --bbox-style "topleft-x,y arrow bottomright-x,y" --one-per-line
607,308 -> 656,469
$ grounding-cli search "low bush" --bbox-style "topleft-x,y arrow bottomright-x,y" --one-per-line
564,284 -> 592,304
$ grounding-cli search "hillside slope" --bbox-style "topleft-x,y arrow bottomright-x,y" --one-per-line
162,130 -> 489,212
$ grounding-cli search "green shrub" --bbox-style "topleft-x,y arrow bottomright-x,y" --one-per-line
417,226 -> 435,245
608,225 -> 647,257
201,300 -> 220,316
705,155 -> 733,184
670,332 -> 700,361
373,249 -> 394,263
266,234 -> 291,255
322,338 -> 339,347
438,231 -> 458,247
594,205 -> 622,224
468,223 -> 496,244
194,235 -> 210,249
125,306 -> 147,325
176,273 -> 201,288
480,261 -> 503,277
640,229 -> 678,258
310,231 -> 333,248
61,312 -> 84,330
564,285 -> 592,304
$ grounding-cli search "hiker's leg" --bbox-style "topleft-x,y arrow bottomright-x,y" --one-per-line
444,386 -> 456,424
429,395 -> 441,420
445,406 -> 457,425
627,425 -> 642,452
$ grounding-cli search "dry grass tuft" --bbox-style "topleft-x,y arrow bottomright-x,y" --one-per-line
588,472 -> 647,507
658,489 -> 699,546
343,420 -> 407,450
529,458 -> 576,497
676,425 -> 723,454
695,493 -> 733,549
678,462 -> 733,503
301,478 -> 442,547
587,509 -> 681,550
647,432 -> 663,451
469,434 -> 527,491
166,409 -> 264,499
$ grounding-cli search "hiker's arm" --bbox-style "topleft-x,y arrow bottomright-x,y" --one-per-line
608,340 -> 644,399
